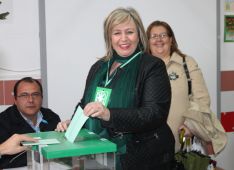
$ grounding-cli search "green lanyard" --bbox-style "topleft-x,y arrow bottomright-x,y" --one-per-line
105,51 -> 142,87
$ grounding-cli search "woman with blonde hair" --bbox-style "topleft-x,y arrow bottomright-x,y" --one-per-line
57,8 -> 175,170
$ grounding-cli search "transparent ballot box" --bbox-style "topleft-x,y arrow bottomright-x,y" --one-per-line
26,129 -> 116,170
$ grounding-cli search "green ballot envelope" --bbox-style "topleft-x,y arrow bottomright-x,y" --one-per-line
64,87 -> 112,143
65,106 -> 88,143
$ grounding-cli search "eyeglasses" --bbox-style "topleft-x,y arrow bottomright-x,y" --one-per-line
150,33 -> 168,40
17,92 -> 42,100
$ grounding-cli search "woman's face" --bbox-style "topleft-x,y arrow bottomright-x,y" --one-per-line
111,19 -> 139,57
149,26 -> 172,58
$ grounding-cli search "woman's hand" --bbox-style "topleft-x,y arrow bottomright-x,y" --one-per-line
84,102 -> 110,121
179,124 -> 193,138
55,120 -> 71,132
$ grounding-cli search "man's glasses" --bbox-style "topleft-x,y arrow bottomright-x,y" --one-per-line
17,92 -> 42,100
150,32 -> 168,40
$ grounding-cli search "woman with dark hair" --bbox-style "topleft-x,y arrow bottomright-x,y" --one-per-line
146,20 -> 227,156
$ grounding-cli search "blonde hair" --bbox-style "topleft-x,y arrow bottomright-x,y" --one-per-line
103,7 -> 148,61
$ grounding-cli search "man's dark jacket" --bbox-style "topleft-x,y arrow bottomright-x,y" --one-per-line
0,105 -> 60,169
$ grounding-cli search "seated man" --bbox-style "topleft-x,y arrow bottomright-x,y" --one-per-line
0,77 -> 61,169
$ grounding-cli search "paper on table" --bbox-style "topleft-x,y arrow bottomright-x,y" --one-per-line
65,106 -> 89,143
22,138 -> 60,146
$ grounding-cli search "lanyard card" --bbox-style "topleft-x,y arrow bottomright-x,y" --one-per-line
94,87 -> 112,107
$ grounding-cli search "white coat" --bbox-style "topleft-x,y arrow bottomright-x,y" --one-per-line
166,52 -> 227,155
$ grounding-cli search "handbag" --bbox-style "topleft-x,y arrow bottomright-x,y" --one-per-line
174,129 -> 212,170
171,158 -> 185,170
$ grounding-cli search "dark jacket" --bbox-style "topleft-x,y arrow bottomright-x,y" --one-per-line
0,105 -> 60,169
80,53 -> 175,169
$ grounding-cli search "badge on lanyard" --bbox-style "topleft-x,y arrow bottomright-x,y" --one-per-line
94,87 -> 112,107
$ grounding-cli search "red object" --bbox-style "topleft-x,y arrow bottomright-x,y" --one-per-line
221,112 -> 234,132
205,142 -> 214,155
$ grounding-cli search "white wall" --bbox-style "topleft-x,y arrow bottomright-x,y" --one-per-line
0,0 -> 40,80
45,0 -> 217,121
0,0 -> 40,112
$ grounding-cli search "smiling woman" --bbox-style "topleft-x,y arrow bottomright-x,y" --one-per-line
146,20 -> 227,157
56,7 -> 174,170
110,20 -> 139,57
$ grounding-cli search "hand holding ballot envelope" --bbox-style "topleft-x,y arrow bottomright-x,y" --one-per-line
83,102 -> 110,121
55,102 -> 110,143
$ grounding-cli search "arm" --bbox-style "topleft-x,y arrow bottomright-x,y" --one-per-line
0,134 -> 37,156
108,59 -> 171,133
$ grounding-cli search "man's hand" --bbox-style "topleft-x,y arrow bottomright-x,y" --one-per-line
0,134 -> 37,155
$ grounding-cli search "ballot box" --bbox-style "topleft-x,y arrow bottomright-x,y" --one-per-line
26,129 -> 116,170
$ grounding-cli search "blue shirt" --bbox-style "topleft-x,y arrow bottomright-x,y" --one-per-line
20,111 -> 48,132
